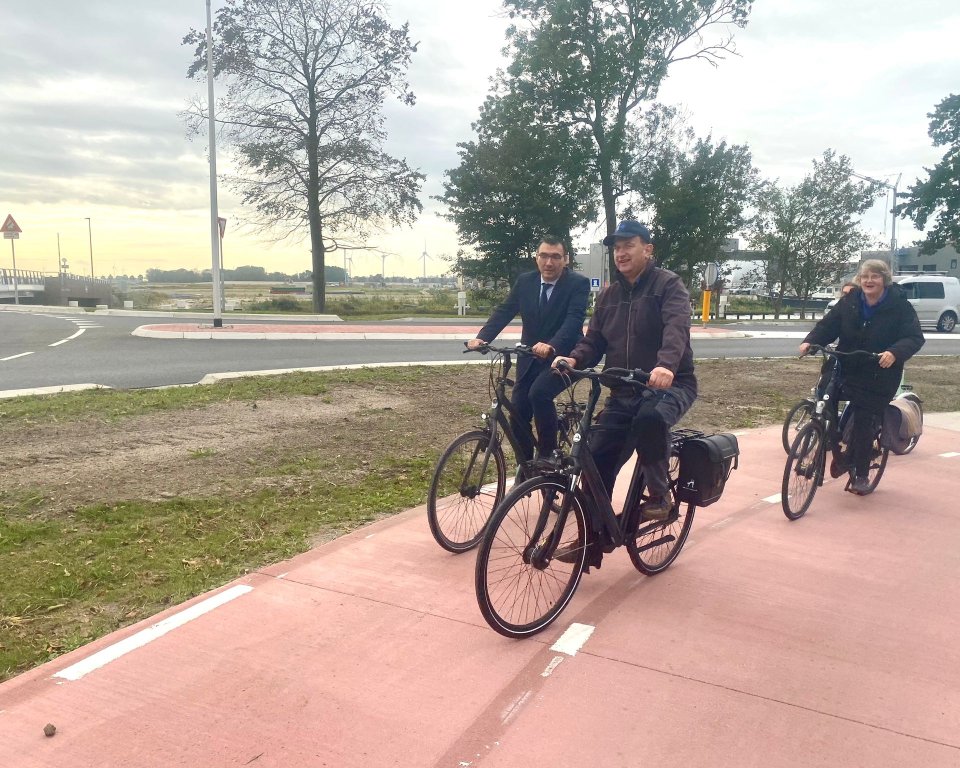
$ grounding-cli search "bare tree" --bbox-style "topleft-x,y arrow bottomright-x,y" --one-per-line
183,0 -> 423,312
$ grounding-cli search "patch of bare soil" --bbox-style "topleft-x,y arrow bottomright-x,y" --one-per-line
2,359 -> 957,514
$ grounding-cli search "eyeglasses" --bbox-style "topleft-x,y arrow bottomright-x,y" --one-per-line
537,252 -> 564,261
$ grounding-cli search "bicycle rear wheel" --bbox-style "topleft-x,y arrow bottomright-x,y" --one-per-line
427,430 -> 506,553
864,433 -> 890,492
627,470 -> 695,575
782,422 -> 825,520
782,400 -> 814,453
475,476 -> 586,638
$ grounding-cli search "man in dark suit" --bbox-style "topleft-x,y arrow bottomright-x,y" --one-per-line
467,235 -> 590,462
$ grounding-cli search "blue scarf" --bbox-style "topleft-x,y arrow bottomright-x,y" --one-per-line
859,288 -> 888,323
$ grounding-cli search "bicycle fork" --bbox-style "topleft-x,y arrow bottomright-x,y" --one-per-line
524,474 -> 579,570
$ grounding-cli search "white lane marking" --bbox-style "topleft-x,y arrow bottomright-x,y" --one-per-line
709,516 -> 735,529
48,329 -> 85,347
1,351 -> 34,361
550,622 -> 595,656
940,452 -> 960,458
541,655 -> 565,677
53,584 -> 253,681
763,493 -> 782,503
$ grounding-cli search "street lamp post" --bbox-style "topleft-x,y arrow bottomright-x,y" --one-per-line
85,217 -> 94,278
851,171 -> 903,274
206,0 -> 224,328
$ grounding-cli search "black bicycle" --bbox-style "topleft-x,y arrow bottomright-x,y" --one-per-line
474,363 -> 706,638
782,346 -> 890,520
426,343 -> 583,553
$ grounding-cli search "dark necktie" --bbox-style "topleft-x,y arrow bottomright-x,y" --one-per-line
540,283 -> 550,310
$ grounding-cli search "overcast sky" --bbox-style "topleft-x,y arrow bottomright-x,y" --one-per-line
1,0 -> 957,278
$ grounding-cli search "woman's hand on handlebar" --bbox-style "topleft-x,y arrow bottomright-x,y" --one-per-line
878,350 -> 896,368
466,338 -> 487,351
798,342 -> 811,356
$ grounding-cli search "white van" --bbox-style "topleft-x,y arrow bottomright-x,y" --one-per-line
895,274 -> 960,333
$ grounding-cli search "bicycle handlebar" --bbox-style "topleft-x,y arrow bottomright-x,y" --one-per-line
803,344 -> 880,361
555,360 -> 651,388
463,341 -> 538,357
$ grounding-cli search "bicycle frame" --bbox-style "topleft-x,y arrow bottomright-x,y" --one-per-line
525,372 -> 673,569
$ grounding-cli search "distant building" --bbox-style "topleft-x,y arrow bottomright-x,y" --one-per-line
860,244 -> 960,279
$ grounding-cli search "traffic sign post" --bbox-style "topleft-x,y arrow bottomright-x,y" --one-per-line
701,262 -> 719,325
3,214 -> 22,305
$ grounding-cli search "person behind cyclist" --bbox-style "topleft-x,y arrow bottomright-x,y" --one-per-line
467,235 -> 590,463
553,220 -> 697,521
799,259 -> 924,495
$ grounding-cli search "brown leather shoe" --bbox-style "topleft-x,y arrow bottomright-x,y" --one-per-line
641,495 -> 673,521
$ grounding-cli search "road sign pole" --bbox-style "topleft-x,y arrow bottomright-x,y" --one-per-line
10,239 -> 19,305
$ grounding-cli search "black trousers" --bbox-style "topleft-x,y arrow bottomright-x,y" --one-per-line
509,363 -> 572,460
587,384 -> 697,499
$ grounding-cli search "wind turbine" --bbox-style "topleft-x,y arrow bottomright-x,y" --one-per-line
420,242 -> 431,280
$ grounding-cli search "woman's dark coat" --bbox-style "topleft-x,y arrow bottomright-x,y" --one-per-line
803,284 -> 925,411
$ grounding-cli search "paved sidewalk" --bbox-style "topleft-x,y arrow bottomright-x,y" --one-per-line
133,321 -> 749,340
2,421 -> 959,767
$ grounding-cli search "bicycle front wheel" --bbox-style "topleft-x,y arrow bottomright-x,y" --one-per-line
782,400 -> 814,453
782,422 -> 825,520
475,476 -> 586,638
427,430 -> 506,553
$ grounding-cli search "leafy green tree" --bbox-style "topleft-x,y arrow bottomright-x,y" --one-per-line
747,150 -> 880,317
626,136 -> 757,286
438,92 -> 598,286
183,0 -> 423,312
502,0 -> 751,243
897,93 -> 960,254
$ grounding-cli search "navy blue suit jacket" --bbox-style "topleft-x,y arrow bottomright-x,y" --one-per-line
477,268 -> 590,382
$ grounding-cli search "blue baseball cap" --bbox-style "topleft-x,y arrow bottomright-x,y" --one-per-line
602,220 -> 652,246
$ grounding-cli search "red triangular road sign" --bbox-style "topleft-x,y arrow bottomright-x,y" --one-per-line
2,214 -> 22,234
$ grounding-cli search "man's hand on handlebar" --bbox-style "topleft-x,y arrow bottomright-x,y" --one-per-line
798,342 -> 811,356
647,366 -> 674,389
552,355 -> 576,372
878,350 -> 896,368
466,338 -> 487,351
531,342 -> 555,359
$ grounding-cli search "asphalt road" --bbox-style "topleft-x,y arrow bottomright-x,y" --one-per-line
3,309 -> 960,394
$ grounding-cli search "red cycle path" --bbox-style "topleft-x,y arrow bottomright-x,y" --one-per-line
3,421 -> 960,767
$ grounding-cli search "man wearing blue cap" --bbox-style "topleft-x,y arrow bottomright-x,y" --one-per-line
468,235 -> 590,463
554,220 -> 697,522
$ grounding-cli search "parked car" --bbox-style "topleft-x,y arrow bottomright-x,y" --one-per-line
895,274 -> 960,333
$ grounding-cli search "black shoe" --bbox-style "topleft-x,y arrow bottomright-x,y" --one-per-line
829,453 -> 849,479
532,451 -> 563,473
848,474 -> 872,495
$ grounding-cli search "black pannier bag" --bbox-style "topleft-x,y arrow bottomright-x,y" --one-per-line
676,433 -> 740,507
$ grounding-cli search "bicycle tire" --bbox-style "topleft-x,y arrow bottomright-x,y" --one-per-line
475,476 -> 586,638
864,434 -> 890,492
782,422 -> 825,520
782,400 -> 815,453
427,430 -> 506,553
626,472 -> 695,575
